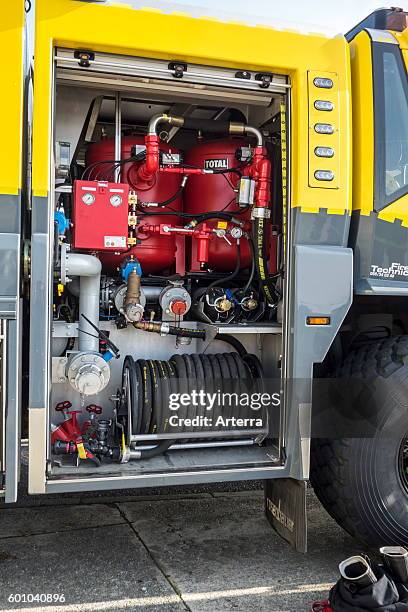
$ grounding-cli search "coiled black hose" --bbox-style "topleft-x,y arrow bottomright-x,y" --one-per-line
121,352 -> 266,458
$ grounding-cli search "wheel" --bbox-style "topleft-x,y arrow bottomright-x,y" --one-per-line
310,336 -> 408,546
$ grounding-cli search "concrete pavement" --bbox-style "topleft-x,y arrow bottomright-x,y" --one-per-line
0,486 -> 359,611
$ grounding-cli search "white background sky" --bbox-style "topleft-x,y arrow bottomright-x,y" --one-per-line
100,0 -> 408,35
27,1 -> 408,53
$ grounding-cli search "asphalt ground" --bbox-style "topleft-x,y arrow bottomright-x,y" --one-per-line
0,477 -> 360,612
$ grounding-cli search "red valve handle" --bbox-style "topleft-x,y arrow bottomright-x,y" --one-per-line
55,401 -> 73,412
86,404 -> 103,415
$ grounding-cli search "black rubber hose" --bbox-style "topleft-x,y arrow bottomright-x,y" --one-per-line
214,334 -> 247,359
155,185 -> 184,208
170,355 -> 189,431
205,241 -> 241,296
123,353 -> 264,459
252,218 -> 280,306
139,210 -> 244,224
138,359 -> 153,434
242,237 -> 256,294
183,117 -> 232,133
168,326 -> 206,340
148,360 -> 160,433
137,439 -> 174,459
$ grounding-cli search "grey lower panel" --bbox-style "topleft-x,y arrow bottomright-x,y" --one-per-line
0,195 -> 22,319
48,445 -> 287,492
285,245 -> 353,480
46,466 -> 288,493
5,314 -> 22,503
0,234 -> 20,315
0,195 -> 21,234
29,231 -> 52,409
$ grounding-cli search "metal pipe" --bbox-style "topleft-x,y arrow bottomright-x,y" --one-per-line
65,253 -> 101,352
244,125 -> 264,147
147,113 -> 184,135
130,428 -> 268,441
129,439 -> 254,456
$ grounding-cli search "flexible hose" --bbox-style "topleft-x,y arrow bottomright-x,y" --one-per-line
242,237 -> 256,294
137,439 -> 174,459
214,334 -> 247,358
122,353 -> 265,445
205,241 -> 241,296
252,218 -> 280,307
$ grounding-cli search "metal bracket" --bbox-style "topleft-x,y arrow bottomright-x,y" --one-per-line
74,49 -> 95,68
255,73 -> 273,89
235,70 -> 251,80
168,61 -> 188,79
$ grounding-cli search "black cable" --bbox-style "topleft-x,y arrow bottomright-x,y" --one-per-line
155,184 -> 184,208
205,241 -> 241,296
82,153 -> 145,180
214,334 -> 247,358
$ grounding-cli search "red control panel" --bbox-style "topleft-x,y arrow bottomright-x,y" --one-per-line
73,180 -> 129,251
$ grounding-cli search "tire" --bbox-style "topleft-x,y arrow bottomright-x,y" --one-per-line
310,336 -> 408,546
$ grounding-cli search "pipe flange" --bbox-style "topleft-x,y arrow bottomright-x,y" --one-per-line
67,352 -> 110,396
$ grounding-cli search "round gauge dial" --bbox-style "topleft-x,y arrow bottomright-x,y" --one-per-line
110,194 -> 123,207
82,193 -> 95,205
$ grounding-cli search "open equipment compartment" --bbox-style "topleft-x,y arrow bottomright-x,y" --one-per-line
42,47 -> 289,487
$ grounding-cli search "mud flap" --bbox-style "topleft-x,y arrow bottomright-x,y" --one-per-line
264,478 -> 307,553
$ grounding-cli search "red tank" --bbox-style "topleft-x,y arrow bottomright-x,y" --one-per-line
85,136 -> 182,274
184,139 -> 251,272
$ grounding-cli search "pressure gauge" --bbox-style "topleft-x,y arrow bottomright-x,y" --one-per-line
230,227 -> 243,240
110,194 -> 123,207
82,192 -> 95,205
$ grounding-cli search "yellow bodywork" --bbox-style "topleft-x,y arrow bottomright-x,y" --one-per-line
349,31 -> 374,217
350,28 -> 408,226
0,2 -> 25,195
33,0 -> 352,216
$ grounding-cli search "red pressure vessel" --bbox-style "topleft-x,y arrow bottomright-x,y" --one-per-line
184,139 -> 251,272
85,136 -> 182,274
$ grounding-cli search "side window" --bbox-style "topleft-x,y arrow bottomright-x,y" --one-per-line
374,43 -> 408,209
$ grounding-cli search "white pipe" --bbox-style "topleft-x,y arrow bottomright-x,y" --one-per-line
65,253 -> 101,352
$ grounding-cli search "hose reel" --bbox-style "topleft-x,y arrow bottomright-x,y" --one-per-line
119,352 -> 268,450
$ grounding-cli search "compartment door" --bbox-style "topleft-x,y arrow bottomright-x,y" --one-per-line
0,2 -> 26,502
0,315 -> 22,503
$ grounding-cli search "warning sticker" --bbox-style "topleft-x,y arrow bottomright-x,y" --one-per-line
104,236 -> 127,248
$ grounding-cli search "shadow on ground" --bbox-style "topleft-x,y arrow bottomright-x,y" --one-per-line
0,473 -> 359,612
